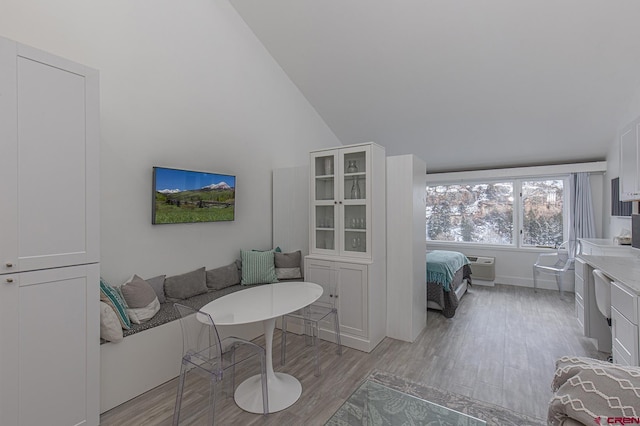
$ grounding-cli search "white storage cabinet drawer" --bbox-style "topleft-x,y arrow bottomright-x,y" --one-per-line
611,281 -> 639,366
612,306 -> 639,366
612,281 -> 638,324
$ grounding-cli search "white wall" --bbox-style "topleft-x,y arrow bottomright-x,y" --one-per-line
0,0 -> 341,285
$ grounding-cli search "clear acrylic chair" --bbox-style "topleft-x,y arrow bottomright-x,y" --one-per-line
280,282 -> 342,377
533,241 -> 575,298
172,303 -> 268,425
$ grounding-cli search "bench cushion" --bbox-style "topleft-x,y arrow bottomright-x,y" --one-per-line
122,283 -> 254,337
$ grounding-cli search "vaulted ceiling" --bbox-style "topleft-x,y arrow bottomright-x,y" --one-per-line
230,0 -> 640,173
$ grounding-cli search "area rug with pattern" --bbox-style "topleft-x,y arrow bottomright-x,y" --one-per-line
326,370 -> 546,426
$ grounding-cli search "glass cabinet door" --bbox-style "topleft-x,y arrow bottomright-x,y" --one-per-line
340,147 -> 370,257
310,145 -> 372,258
315,205 -> 335,250
312,151 -> 338,253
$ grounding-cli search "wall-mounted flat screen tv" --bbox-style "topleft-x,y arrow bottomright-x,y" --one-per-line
152,166 -> 236,224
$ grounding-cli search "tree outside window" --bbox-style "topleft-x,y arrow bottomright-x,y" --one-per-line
521,179 -> 564,247
426,177 -> 565,247
426,183 -> 513,244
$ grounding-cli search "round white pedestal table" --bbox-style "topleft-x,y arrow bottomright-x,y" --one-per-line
200,281 -> 323,413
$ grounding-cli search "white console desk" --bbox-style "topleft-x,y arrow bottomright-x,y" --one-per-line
579,238 -> 635,256
577,253 -> 640,365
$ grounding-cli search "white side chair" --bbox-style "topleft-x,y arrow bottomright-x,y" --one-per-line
280,281 -> 342,376
592,269 -> 612,326
533,241 -> 575,298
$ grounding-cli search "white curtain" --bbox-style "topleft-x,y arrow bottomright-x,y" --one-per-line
569,172 -> 596,257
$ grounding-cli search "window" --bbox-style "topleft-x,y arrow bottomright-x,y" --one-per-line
426,177 -> 567,247
426,182 -> 513,244
521,179 -> 564,247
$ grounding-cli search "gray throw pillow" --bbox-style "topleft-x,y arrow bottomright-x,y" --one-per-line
145,274 -> 166,303
206,262 -> 241,291
121,275 -> 157,308
275,250 -> 303,280
164,267 -> 207,300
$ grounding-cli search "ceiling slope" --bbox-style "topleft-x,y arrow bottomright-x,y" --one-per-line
230,0 -> 640,172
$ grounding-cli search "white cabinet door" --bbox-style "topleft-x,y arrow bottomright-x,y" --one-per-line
336,261 -> 368,338
304,258 -> 368,340
620,120 -> 640,201
0,37 -> 19,274
0,40 -> 99,274
304,258 -> 335,306
612,307 -> 639,366
0,264 -> 100,426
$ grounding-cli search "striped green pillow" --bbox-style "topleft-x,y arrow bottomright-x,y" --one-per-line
100,277 -> 131,329
241,249 -> 278,285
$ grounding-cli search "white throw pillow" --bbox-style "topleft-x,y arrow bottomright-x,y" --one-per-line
120,275 -> 161,324
127,297 -> 161,324
100,301 -> 124,343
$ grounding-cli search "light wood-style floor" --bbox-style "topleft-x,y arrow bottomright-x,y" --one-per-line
100,284 -> 606,425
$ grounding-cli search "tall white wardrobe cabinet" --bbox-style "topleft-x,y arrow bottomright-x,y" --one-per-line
306,142 -> 386,352
0,37 -> 100,426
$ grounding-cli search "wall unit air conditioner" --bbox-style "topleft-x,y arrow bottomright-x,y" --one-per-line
467,256 -> 495,281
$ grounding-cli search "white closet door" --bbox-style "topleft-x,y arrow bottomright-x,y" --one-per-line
0,37 -> 19,275
20,265 -> 100,426
1,264 -> 99,426
14,44 -> 99,272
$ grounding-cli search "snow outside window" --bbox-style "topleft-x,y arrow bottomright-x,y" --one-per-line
426,182 -> 514,245
426,177 -> 567,247
520,179 -> 564,248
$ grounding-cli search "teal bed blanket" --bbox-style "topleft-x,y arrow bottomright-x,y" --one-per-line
426,250 -> 470,292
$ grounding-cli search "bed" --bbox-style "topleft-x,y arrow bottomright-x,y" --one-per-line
426,250 -> 472,318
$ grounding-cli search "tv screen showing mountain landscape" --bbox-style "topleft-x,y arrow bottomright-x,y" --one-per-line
153,167 -> 236,224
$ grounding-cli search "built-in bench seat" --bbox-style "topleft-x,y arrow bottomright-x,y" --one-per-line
100,283 -> 272,413
121,283 -> 248,338
100,249 -> 303,414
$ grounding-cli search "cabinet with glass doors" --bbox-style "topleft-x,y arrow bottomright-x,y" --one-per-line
310,144 -> 383,259
307,142 -> 386,353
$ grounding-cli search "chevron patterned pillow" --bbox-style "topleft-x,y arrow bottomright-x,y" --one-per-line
548,356 -> 640,426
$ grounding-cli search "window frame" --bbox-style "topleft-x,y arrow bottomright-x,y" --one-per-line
517,176 -> 570,249
426,174 -> 570,249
